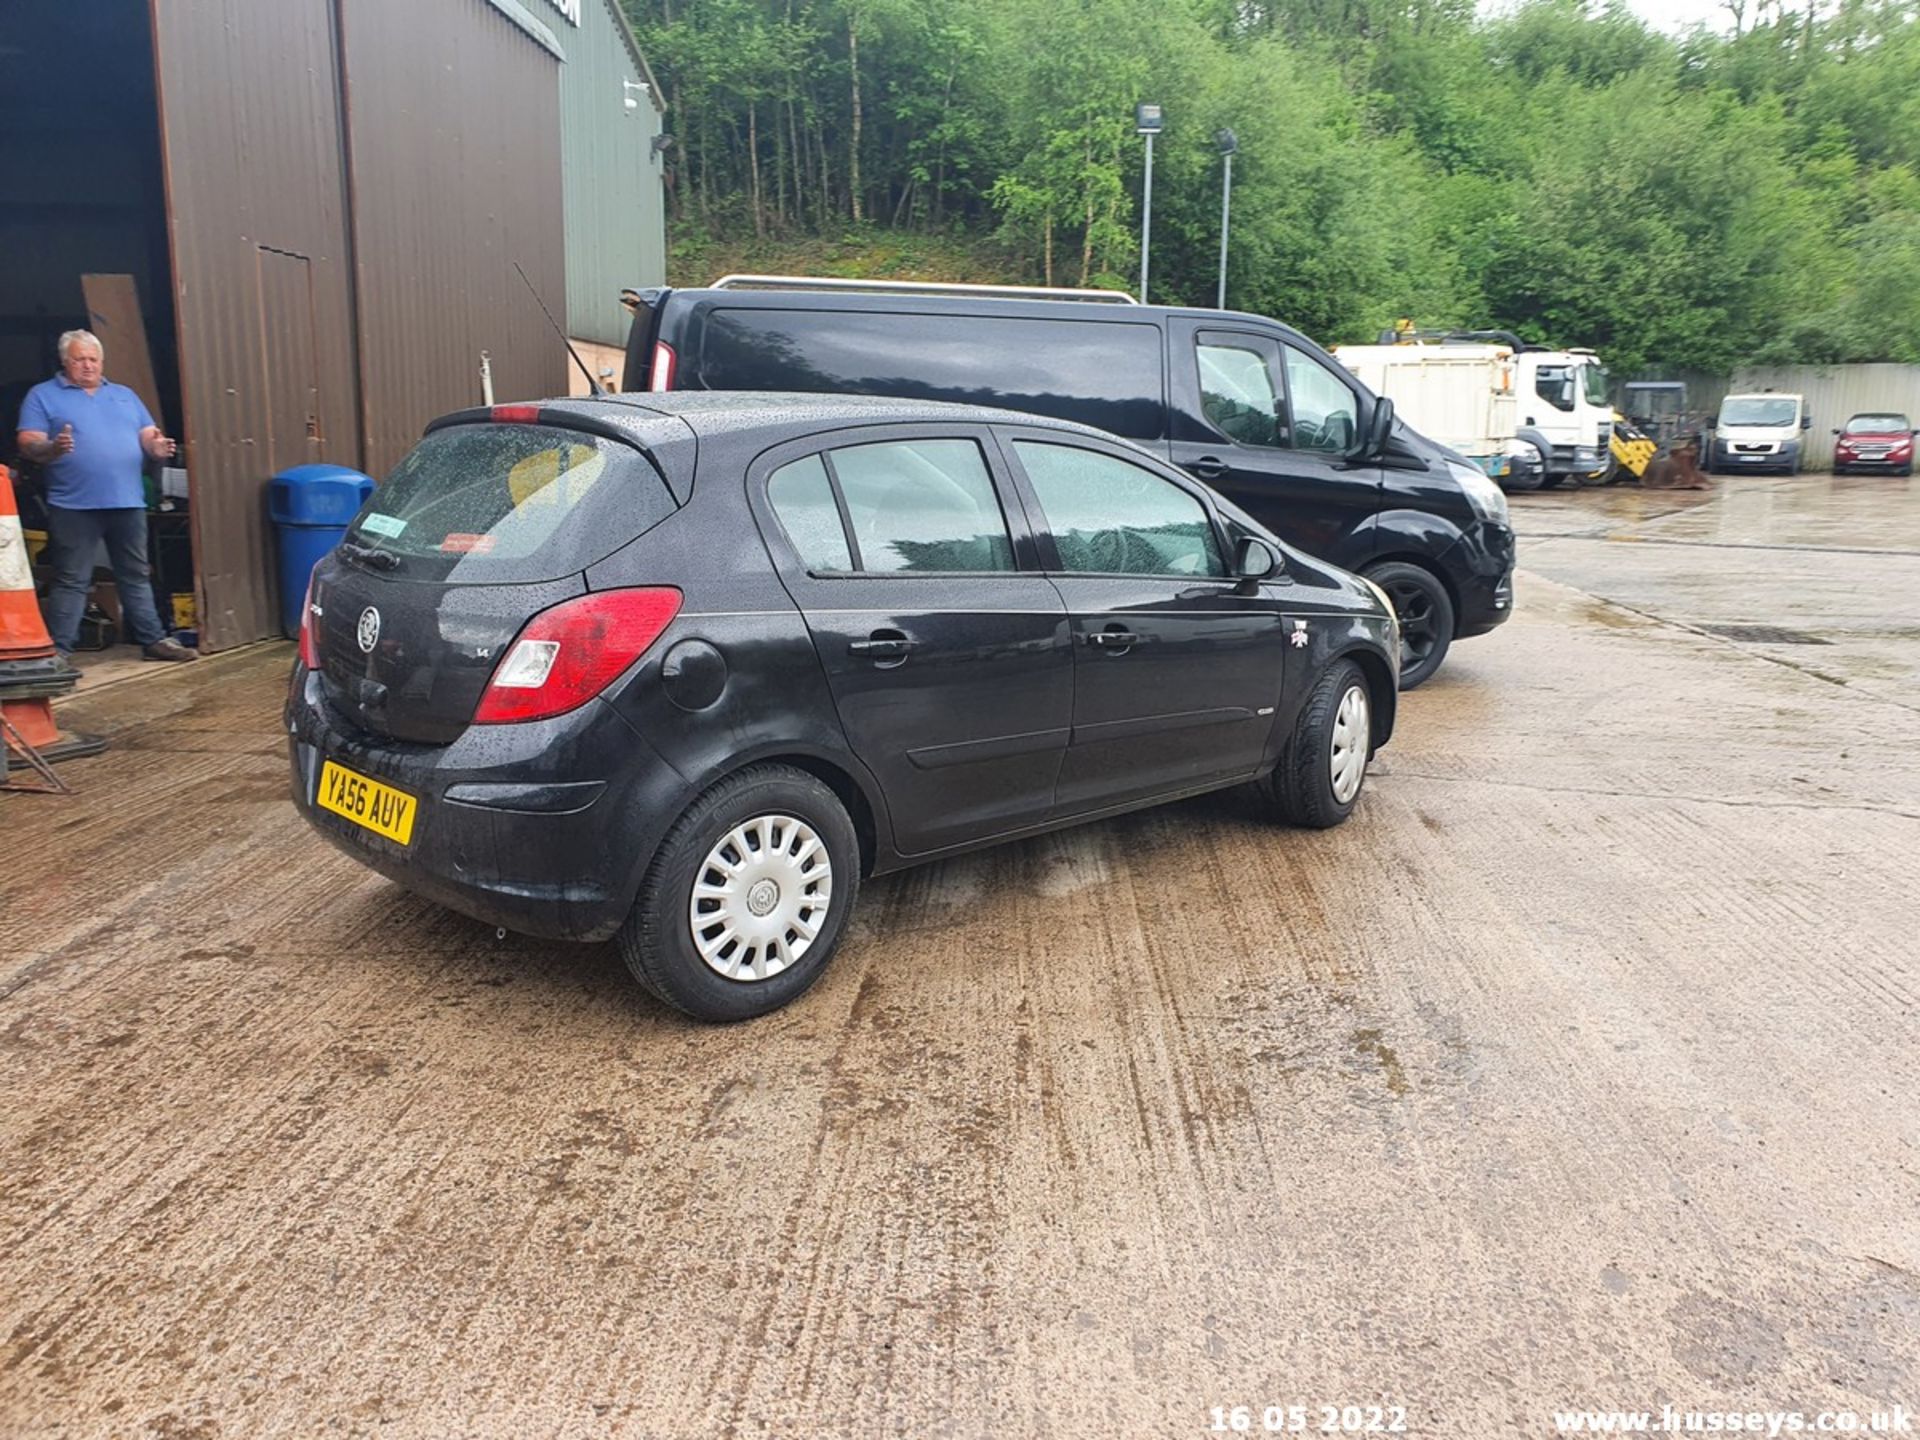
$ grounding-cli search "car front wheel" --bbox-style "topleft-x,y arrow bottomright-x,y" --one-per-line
1266,658 -> 1372,829
620,764 -> 860,1022
1364,560 -> 1454,690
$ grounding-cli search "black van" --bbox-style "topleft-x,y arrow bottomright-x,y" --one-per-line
621,276 -> 1514,687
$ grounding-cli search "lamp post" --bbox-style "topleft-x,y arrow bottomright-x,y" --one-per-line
1215,128 -> 1237,310
1135,103 -> 1163,304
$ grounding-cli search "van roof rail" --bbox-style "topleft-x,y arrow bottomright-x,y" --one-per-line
709,273 -> 1140,305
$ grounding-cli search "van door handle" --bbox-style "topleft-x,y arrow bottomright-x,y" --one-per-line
1190,456 -> 1227,480
1087,629 -> 1140,650
850,632 -> 916,660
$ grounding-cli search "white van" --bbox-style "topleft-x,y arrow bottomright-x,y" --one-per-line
1710,393 -> 1809,474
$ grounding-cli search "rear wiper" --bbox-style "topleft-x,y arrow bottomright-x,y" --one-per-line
340,540 -> 401,571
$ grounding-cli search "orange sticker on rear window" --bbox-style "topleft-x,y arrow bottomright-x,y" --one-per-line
440,533 -> 497,555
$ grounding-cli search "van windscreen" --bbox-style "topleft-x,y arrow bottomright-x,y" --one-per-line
697,307 -> 1165,440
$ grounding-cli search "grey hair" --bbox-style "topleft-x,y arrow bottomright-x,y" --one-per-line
58,329 -> 103,361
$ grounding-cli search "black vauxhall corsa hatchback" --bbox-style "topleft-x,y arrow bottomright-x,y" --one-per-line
288,393 -> 1400,1021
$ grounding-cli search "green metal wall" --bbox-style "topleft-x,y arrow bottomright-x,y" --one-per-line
556,0 -> 666,347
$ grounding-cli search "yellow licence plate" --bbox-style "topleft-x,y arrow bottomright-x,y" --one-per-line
317,761 -> 418,846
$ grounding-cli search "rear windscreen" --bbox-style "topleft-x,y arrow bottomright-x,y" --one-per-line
349,424 -> 675,583
696,306 -> 1165,439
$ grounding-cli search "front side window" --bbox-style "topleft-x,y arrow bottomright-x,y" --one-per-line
1283,348 -> 1360,453
1535,365 -> 1576,413
1014,441 -> 1224,577
811,439 -> 1014,574
1197,340 -> 1284,448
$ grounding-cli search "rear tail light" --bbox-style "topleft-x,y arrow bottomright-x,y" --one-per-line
473,587 -> 683,724
649,340 -> 676,391
298,572 -> 321,669
491,404 -> 542,424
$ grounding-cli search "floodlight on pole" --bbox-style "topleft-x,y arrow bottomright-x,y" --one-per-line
1215,128 -> 1237,310
1136,104 -> 1163,304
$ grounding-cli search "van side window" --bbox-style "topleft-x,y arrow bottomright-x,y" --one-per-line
767,453 -> 854,571
1014,441 -> 1224,578
1197,340 -> 1285,448
826,439 -> 1015,574
1283,348 -> 1360,453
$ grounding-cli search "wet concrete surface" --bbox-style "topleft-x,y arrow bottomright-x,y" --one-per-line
3,471 -> 1917,1438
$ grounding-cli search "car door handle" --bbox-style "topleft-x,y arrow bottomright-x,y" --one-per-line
1190,456 -> 1227,480
850,634 -> 916,659
1086,630 -> 1140,649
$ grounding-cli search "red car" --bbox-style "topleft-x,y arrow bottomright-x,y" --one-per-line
1833,412 -> 1914,476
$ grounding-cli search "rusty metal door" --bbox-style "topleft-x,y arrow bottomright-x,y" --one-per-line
255,247 -> 323,475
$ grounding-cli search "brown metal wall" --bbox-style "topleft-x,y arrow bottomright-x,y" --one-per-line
339,0 -> 568,476
151,0 -> 361,650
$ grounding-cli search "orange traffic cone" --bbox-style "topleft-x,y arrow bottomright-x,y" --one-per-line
0,464 -> 106,774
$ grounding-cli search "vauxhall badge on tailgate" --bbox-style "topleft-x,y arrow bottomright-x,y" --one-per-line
357,607 -> 381,654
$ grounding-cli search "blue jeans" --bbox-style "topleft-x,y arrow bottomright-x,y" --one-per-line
44,505 -> 167,651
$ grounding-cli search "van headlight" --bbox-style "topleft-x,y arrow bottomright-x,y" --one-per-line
1449,460 -> 1509,525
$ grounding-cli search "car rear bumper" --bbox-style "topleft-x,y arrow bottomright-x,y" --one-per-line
285,666 -> 687,942
1448,520 -> 1516,640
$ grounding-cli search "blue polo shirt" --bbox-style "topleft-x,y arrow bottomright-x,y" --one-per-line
18,374 -> 155,509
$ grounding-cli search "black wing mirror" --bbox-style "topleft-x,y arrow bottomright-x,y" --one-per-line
1235,536 -> 1278,581
1357,396 -> 1395,459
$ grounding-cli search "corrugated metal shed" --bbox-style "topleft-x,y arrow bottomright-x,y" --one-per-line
152,0 -> 362,651
340,0 -> 569,475
559,0 -> 668,347
1729,364 -> 1920,470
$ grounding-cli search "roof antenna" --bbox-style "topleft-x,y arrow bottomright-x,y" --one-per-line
514,260 -> 604,397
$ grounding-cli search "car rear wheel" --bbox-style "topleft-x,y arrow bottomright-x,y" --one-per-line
1266,658 -> 1371,829
620,764 -> 860,1022
1364,560 -> 1454,690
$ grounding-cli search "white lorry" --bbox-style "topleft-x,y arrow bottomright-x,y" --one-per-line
1335,332 -> 1614,490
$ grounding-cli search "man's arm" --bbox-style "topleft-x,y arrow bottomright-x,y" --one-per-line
139,426 -> 177,461
15,429 -> 70,464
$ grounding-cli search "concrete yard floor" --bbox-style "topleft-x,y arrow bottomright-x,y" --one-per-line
3,472 -> 1916,1438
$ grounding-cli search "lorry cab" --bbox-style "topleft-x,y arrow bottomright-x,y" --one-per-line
1711,393 -> 1809,475
1516,348 -> 1613,486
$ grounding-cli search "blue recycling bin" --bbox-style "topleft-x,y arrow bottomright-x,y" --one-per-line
269,463 -> 376,639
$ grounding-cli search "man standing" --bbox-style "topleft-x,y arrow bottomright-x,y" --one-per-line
15,329 -> 195,662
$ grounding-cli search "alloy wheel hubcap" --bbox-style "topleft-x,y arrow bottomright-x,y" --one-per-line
689,814 -> 832,982
1387,582 -> 1436,666
1330,685 -> 1370,804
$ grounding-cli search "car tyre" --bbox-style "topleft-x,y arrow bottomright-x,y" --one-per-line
1266,658 -> 1371,829
620,764 -> 860,1022
1364,560 -> 1453,691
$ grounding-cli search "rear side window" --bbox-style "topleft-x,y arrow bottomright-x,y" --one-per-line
697,307 -> 1166,440
766,454 -> 853,571
768,439 -> 1014,574
351,424 -> 675,583
1014,441 -> 1224,578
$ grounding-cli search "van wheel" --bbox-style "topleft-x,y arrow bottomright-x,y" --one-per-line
1266,659 -> 1370,829
619,765 -> 860,1022
1364,561 -> 1454,690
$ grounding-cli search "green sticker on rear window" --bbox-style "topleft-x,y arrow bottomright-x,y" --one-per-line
361,512 -> 407,538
